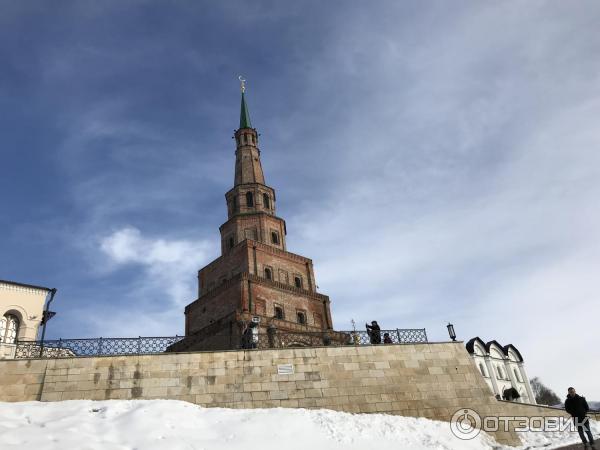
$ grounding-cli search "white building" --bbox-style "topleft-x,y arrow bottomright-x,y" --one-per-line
466,337 -> 536,404
0,279 -> 53,359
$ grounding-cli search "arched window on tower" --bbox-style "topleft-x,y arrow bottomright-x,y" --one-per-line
274,305 -> 284,320
271,231 -> 279,245
264,267 -> 272,280
1,314 -> 19,344
246,192 -> 254,207
263,193 -> 270,209
296,311 -> 306,325
232,196 -> 237,212
294,276 -> 302,289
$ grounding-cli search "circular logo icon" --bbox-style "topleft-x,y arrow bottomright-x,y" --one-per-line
450,408 -> 482,440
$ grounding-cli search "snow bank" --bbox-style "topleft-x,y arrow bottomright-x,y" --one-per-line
0,400 -> 596,450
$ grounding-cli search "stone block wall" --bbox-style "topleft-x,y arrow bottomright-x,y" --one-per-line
0,358 -> 47,401
0,342 -> 574,446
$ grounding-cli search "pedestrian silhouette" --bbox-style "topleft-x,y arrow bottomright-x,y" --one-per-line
365,321 -> 381,344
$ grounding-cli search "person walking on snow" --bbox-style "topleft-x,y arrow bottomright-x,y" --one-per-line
565,387 -> 595,447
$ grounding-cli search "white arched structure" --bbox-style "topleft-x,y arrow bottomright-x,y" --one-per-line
1,313 -> 20,344
0,280 -> 51,359
466,337 -> 536,404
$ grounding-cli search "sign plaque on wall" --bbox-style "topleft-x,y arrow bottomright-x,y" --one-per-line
277,364 -> 294,375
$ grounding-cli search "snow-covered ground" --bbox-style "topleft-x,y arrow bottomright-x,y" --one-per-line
0,400 -> 597,450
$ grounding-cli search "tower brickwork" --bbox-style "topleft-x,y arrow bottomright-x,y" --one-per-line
173,85 -> 334,351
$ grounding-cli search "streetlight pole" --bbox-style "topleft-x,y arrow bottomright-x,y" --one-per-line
39,288 -> 57,358
446,323 -> 457,342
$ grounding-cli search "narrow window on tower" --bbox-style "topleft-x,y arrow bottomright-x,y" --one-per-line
232,196 -> 237,212
229,237 -> 235,249
263,193 -> 270,209
271,231 -> 279,245
274,305 -> 284,320
246,192 -> 254,207
294,276 -> 302,289
296,311 -> 306,325
264,267 -> 272,280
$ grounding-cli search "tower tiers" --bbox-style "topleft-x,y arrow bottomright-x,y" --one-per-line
172,84 -> 334,352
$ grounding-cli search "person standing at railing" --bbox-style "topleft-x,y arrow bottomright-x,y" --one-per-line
365,321 -> 381,344
241,322 -> 259,349
241,323 -> 257,349
383,333 -> 392,344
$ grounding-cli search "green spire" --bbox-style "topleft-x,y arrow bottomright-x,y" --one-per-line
239,91 -> 252,129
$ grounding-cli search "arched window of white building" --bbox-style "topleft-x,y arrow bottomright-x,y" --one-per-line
1,314 -> 19,344
514,368 -> 522,382
496,366 -> 504,380
479,363 -> 487,377
0,316 -> 5,342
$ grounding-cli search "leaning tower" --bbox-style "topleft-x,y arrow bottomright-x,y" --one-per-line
172,82 -> 335,351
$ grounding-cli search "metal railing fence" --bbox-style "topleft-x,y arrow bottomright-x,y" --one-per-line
13,328 -> 427,359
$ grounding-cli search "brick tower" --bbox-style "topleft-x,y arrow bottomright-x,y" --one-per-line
172,81 -> 334,351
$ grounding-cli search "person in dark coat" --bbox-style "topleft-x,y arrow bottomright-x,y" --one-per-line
383,333 -> 392,344
241,322 -> 258,349
503,387 -> 521,402
565,387 -> 595,446
241,326 -> 253,349
365,321 -> 381,344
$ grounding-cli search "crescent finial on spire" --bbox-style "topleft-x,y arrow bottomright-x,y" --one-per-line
238,75 -> 246,93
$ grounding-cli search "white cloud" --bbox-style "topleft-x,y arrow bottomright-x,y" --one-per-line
100,227 -> 214,308
278,2 -> 600,399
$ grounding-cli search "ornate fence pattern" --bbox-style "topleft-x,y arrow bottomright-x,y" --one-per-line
250,329 -> 428,349
14,328 -> 427,359
14,336 -> 185,359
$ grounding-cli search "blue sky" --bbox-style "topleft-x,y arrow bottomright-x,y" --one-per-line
2,1 -> 600,398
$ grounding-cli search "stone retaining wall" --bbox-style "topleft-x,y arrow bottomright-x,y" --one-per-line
0,342 -> 571,446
